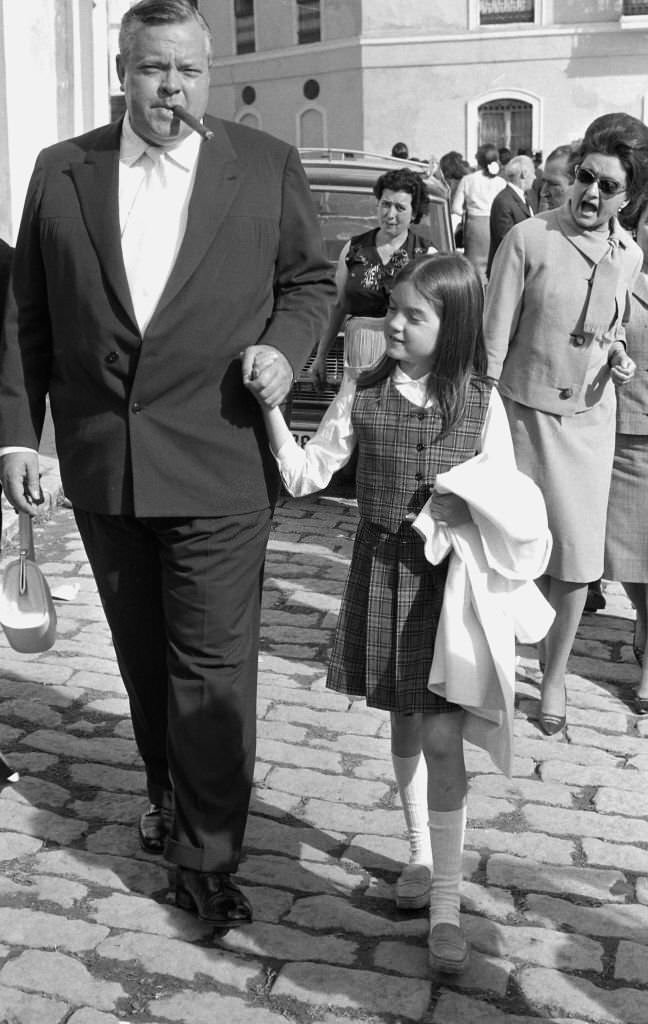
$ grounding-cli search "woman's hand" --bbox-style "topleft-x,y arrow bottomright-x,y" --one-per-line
310,354 -> 328,390
426,491 -> 471,527
609,345 -> 636,386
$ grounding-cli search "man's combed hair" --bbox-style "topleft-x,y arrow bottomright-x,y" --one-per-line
119,0 -> 212,62
358,253 -> 489,441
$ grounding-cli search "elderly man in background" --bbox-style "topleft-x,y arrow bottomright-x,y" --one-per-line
0,0 -> 334,927
486,154 -> 536,278
538,144 -> 576,212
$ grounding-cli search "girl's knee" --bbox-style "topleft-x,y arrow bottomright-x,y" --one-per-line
390,711 -> 422,756
421,711 -> 464,760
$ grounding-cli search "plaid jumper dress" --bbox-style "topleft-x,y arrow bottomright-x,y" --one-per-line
326,373 -> 493,713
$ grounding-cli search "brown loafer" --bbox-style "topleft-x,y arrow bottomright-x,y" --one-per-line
175,867 -> 252,928
428,922 -> 470,974
138,802 -> 169,854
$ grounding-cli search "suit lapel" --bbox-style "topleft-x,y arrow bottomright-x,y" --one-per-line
150,118 -> 241,325
68,122 -> 138,331
508,186 -> 530,218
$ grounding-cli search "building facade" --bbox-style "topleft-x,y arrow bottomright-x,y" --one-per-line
201,0 -> 648,165
1,1 -> 648,242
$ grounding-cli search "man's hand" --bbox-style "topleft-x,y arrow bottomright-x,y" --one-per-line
241,345 -> 293,408
0,452 -> 43,515
609,346 -> 635,386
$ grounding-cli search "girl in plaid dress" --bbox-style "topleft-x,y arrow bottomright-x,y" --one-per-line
245,253 -> 514,975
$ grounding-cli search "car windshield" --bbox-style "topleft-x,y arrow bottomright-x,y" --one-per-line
312,188 -> 451,262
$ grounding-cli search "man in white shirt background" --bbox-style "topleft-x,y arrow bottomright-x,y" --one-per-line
0,0 -> 334,927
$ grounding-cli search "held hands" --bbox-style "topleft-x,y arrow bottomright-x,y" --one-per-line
0,451 -> 43,515
241,345 -> 293,409
608,346 -> 635,386
426,490 -> 471,528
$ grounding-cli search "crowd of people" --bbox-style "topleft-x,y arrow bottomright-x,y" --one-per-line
1,0 -> 647,988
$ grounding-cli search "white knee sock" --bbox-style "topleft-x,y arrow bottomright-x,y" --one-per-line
391,752 -> 432,865
428,803 -> 466,929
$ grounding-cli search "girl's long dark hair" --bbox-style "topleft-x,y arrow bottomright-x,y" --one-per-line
358,253 -> 488,441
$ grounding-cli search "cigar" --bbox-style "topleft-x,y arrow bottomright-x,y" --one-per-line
171,105 -> 215,142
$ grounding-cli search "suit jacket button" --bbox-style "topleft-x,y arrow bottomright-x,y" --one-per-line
105,351 -> 119,364
416,442 -> 425,451
132,401 -> 142,413
559,388 -> 573,399
570,335 -> 585,347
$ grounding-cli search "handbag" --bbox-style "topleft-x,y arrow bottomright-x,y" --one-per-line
0,513 -> 57,652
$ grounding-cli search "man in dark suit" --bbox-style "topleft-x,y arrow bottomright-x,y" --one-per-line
0,0 -> 334,925
486,154 -> 535,277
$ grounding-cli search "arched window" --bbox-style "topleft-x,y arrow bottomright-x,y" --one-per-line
237,110 -> 261,130
479,98 -> 533,153
466,90 -> 541,159
298,106 -> 325,149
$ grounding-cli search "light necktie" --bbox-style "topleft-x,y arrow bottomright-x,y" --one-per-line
121,148 -> 178,334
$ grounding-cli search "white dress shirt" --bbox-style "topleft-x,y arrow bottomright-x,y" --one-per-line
120,113 -> 202,333
275,366 -> 513,496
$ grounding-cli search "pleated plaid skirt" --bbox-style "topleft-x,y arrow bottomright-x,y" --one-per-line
326,518 -> 459,714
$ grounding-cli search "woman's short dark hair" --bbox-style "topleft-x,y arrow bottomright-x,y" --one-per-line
475,144 -> 499,172
439,151 -> 469,182
373,169 -> 430,224
577,112 -> 648,230
119,0 -> 211,63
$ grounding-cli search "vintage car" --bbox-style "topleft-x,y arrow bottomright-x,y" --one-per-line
289,148 -> 455,448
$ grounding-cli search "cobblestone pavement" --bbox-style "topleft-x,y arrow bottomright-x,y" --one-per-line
1,493 -> 647,1024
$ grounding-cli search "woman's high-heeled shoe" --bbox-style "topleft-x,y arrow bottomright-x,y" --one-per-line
633,694 -> 648,716
632,622 -> 644,668
538,712 -> 566,736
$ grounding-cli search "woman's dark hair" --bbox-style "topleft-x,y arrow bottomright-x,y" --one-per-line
439,151 -> 470,182
475,144 -> 500,175
576,112 -> 648,230
358,253 -> 488,441
373,168 -> 430,223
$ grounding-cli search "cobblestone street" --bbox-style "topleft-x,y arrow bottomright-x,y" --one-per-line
1,493 -> 647,1024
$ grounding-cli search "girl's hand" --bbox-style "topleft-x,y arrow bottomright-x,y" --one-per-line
427,491 -> 471,527
242,345 -> 293,408
609,346 -> 636,386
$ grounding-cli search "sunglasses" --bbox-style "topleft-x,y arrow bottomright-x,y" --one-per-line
574,165 -> 626,198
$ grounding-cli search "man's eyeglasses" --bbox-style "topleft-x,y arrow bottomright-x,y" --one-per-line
574,165 -> 626,198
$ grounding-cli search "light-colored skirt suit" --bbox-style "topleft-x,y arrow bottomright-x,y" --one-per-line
484,207 -> 642,583
605,276 -> 648,582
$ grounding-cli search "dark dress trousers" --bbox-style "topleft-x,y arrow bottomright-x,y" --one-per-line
0,116 -> 335,872
486,184 -> 532,278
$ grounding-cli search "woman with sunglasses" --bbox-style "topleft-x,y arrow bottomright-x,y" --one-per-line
483,112 -> 648,736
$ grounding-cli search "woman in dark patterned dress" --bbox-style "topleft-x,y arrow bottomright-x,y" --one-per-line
310,167 -> 432,387
246,254 -> 516,975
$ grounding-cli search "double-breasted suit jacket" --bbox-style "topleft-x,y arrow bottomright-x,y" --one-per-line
0,116 -> 335,515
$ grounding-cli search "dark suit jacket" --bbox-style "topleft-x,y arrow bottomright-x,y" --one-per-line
0,117 -> 334,516
486,184 -> 532,277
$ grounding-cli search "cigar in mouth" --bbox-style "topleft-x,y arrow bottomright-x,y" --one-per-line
170,104 -> 215,142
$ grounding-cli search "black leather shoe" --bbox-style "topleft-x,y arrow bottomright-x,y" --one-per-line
175,867 -> 252,927
633,695 -> 648,716
138,802 -> 170,854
